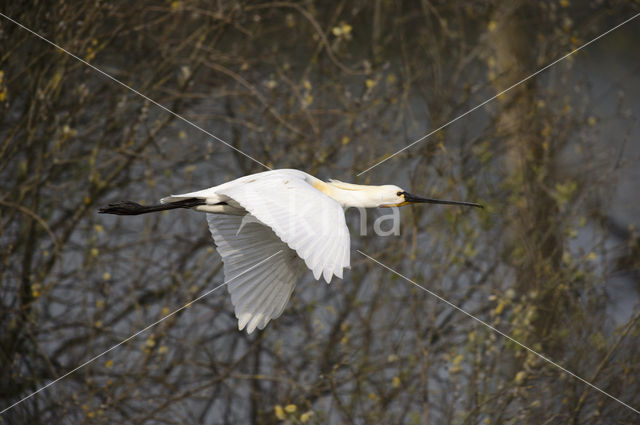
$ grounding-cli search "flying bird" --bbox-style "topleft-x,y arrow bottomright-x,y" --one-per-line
99,169 -> 481,333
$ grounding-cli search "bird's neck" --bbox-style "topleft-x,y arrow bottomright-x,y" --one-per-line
310,179 -> 379,208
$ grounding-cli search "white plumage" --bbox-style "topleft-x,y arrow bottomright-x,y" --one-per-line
164,169 -> 352,333
206,214 -> 303,333
101,168 -> 481,333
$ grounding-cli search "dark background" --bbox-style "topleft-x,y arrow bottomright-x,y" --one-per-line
1,1 -> 639,423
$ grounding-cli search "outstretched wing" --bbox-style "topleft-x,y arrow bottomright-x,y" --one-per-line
217,173 -> 350,283
207,214 -> 304,333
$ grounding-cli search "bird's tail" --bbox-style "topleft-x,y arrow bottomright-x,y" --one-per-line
98,198 -> 205,215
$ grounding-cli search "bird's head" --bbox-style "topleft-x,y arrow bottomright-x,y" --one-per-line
375,185 -> 409,207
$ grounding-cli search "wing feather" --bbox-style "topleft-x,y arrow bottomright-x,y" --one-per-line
201,170 -> 351,333
217,173 -> 350,283
236,262 -> 280,314
253,270 -> 288,331
207,213 -> 304,333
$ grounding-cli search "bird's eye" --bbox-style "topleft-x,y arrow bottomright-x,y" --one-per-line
397,191 -> 403,196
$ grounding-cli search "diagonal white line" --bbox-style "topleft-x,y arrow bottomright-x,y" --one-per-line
357,249 -> 640,415
0,12 -> 272,171
357,12 -> 640,176
0,250 -> 282,415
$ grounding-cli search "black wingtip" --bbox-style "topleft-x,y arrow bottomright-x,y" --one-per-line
98,198 -> 206,215
98,201 -> 147,215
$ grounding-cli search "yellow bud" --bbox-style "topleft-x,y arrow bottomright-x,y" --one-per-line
304,94 -> 313,105
274,405 -> 285,419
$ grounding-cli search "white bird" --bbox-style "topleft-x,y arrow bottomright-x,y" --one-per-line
99,169 -> 481,333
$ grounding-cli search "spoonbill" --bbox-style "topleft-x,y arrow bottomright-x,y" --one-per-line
99,169 -> 481,333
